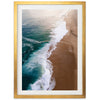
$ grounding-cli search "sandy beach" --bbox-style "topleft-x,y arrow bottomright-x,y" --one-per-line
49,10 -> 77,90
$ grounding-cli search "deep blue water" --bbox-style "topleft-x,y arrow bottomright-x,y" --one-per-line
22,11 -> 51,90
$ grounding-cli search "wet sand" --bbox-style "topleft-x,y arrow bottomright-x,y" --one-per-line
49,10 -> 77,90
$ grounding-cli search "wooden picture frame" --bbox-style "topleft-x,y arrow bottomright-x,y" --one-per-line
14,1 -> 86,98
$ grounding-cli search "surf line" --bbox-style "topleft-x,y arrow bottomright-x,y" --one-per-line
22,12 -> 68,90
29,19 -> 68,90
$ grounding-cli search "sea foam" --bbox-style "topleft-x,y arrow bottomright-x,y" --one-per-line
23,12 -> 68,90
29,22 -> 68,90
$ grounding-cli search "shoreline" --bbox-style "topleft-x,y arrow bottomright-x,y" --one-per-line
49,10 -> 77,90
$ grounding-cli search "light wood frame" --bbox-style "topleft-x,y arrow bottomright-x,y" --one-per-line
14,1 -> 86,98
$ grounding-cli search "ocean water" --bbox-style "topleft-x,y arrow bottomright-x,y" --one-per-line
22,10 -> 68,90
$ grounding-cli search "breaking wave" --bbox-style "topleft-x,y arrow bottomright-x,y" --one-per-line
22,10 -> 68,90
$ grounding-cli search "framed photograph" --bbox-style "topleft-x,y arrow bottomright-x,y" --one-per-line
14,1 -> 86,98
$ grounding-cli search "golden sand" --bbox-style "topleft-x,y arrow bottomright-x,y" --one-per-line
49,10 -> 77,90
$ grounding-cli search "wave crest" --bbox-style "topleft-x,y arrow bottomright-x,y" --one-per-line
22,15 -> 68,90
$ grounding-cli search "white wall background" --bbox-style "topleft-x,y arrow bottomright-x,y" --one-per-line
0,0 -> 100,100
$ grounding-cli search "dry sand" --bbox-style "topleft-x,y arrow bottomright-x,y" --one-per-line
49,10 -> 77,90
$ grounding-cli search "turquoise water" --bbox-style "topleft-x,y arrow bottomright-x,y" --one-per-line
22,11 -> 52,90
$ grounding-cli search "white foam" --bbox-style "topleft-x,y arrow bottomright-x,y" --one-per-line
23,11 -> 68,90
28,20 -> 68,90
